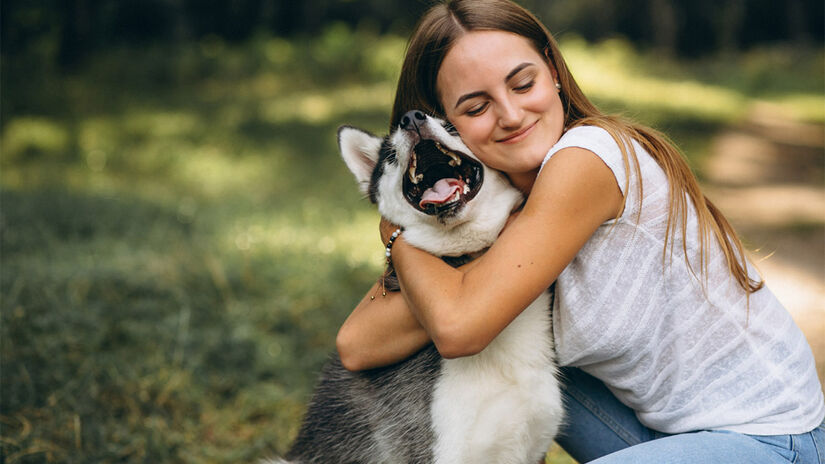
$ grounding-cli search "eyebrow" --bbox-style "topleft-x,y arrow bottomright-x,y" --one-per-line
453,62 -> 536,109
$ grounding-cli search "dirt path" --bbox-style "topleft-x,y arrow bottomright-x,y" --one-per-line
701,103 -> 825,385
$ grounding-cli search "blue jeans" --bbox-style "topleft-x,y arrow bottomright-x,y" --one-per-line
555,367 -> 825,463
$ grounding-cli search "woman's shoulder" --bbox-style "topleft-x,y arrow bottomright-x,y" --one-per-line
541,125 -> 632,195
559,124 -> 615,143
543,125 -> 624,163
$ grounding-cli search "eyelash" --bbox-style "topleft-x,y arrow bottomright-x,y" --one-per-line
514,80 -> 535,92
466,103 -> 488,116
464,79 -> 536,117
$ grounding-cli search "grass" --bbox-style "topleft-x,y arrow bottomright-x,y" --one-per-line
1,24 -> 823,463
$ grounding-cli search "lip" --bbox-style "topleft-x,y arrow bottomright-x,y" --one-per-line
496,120 -> 538,144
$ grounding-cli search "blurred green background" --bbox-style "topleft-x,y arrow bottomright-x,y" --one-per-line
1,1 -> 823,463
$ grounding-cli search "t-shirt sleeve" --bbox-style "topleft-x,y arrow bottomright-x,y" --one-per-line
540,126 -> 629,197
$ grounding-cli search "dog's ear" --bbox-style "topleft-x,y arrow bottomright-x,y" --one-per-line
338,126 -> 383,195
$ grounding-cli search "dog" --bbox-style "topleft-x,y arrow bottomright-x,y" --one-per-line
269,111 -> 562,463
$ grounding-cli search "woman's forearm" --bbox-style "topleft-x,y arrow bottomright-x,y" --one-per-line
336,279 -> 431,371
393,238 -> 494,358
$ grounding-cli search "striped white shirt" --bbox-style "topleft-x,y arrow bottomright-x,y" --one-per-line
541,126 -> 824,435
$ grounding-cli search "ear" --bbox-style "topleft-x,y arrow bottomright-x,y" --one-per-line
338,126 -> 383,195
542,46 -> 560,81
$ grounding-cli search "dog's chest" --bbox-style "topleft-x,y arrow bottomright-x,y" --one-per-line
429,292 -> 561,463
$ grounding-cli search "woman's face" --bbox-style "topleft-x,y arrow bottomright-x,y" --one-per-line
436,30 -> 565,187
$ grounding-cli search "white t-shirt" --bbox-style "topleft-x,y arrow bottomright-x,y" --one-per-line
541,125 -> 824,435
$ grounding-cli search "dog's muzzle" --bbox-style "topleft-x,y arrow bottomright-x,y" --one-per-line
402,139 -> 483,217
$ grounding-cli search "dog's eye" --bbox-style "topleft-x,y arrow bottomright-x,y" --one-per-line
442,121 -> 459,136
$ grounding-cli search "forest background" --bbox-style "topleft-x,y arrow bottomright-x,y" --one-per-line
2,1 -> 823,462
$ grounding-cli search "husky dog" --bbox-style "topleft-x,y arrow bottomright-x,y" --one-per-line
272,111 -> 562,463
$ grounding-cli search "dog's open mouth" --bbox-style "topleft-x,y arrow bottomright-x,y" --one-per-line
402,139 -> 483,216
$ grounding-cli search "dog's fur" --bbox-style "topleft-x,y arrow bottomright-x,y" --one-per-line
269,114 -> 562,463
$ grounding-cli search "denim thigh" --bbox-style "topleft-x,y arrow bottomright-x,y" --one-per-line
555,366 -> 825,464
589,428 -> 824,464
554,366 -> 668,462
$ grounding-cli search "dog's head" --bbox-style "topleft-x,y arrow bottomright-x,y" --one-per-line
338,111 -> 523,257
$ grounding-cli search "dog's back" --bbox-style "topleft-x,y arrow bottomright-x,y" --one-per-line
283,347 -> 440,463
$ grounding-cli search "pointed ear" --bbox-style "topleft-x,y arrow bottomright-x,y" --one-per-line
338,125 -> 383,195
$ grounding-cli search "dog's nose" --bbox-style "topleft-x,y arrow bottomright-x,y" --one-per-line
400,110 -> 426,132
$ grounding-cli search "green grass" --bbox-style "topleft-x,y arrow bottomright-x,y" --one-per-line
1,24 -> 823,463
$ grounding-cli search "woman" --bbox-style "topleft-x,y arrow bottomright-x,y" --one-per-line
336,1 -> 825,462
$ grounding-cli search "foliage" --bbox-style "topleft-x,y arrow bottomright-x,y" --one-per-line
3,0 -> 822,68
1,24 -> 823,462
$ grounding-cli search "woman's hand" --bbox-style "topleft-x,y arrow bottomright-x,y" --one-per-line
337,279 -> 430,371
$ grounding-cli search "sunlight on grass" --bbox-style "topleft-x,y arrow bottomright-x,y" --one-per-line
1,117 -> 70,163
767,93 -> 825,123
123,110 -> 202,138
560,37 -> 824,124
260,81 -> 394,125
79,116 -> 119,155
173,148 -> 284,199
563,38 -> 746,122
223,208 -> 383,271
547,443 -> 578,464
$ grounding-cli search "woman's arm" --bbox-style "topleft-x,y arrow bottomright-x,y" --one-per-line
392,147 -> 624,358
336,281 -> 431,371
336,250 -> 487,371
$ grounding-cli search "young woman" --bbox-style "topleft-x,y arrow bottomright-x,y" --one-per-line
336,1 -> 825,462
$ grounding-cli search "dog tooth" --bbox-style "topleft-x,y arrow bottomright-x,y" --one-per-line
436,141 -> 462,166
409,153 -> 419,184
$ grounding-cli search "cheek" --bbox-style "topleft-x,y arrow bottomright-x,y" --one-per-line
529,84 -> 559,113
451,117 -> 493,152
447,119 -> 497,166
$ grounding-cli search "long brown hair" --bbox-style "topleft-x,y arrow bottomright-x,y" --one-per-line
391,0 -> 763,295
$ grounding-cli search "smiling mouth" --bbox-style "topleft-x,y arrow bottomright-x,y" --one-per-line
497,120 -> 537,143
402,139 -> 483,216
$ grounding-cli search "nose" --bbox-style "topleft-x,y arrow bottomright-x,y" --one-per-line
497,98 -> 523,129
401,110 -> 426,132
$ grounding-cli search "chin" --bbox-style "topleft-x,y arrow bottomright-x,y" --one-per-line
509,153 -> 546,173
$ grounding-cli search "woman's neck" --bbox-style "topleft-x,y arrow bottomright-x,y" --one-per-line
506,169 -> 539,196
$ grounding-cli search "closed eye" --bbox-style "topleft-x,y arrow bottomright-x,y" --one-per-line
466,102 -> 489,116
513,80 -> 535,92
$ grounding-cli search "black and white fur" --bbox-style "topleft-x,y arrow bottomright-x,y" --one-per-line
268,112 -> 562,463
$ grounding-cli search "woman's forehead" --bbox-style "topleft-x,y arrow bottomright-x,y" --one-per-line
436,31 -> 545,100
445,30 -> 540,70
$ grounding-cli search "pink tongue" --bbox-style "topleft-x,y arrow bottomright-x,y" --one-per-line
419,178 -> 465,208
